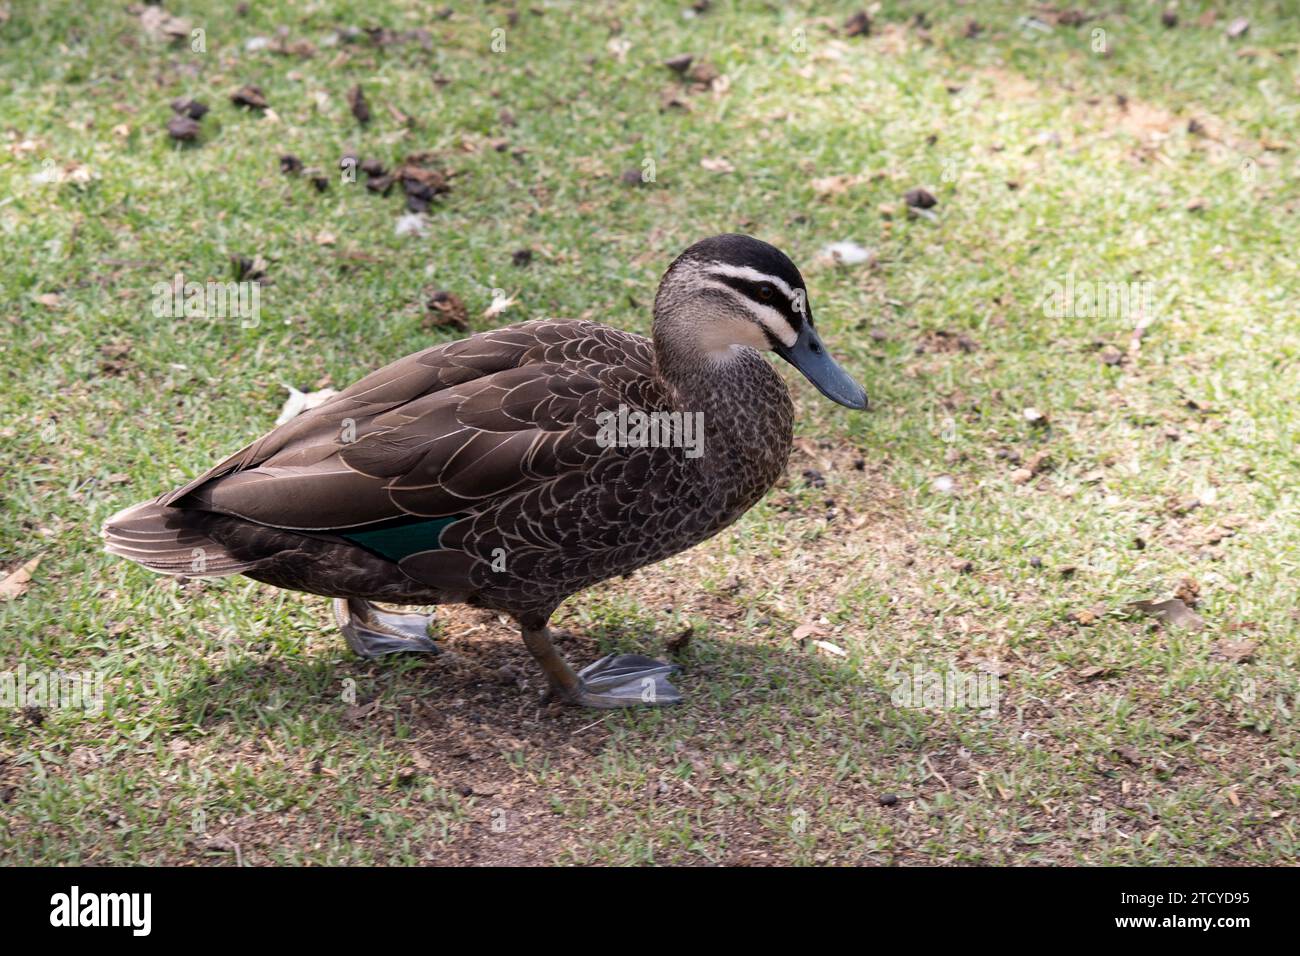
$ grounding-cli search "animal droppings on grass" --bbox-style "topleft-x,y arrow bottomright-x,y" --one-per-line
686,60 -> 721,91
166,115 -> 201,142
279,154 -> 302,174
231,85 -> 269,110
666,626 -> 693,655
231,255 -> 268,282
347,84 -> 371,125
365,174 -> 395,195
663,53 -> 694,74
844,12 -> 872,37
396,162 -> 452,213
905,188 -> 937,209
170,97 -> 209,120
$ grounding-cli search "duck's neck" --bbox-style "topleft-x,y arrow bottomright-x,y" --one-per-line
653,310 -> 745,408
651,309 -> 794,481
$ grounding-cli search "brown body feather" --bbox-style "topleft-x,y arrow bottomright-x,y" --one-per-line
104,318 -> 794,618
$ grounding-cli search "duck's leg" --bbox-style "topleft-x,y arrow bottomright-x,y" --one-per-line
520,613 -> 681,709
333,598 -> 439,658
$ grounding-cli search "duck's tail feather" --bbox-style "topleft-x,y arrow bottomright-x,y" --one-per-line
101,499 -> 259,577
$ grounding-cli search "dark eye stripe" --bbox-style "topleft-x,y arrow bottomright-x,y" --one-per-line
710,275 -> 805,331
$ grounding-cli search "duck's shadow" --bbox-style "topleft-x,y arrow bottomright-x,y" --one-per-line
168,629 -> 886,741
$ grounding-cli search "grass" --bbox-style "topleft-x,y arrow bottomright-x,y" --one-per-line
1,0 -> 1297,864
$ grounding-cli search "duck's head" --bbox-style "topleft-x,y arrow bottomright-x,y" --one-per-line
653,234 -> 868,409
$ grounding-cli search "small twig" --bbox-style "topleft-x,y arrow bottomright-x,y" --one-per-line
574,714 -> 611,734
923,755 -> 952,792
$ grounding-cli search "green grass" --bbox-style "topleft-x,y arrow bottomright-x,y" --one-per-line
1,0 -> 1297,864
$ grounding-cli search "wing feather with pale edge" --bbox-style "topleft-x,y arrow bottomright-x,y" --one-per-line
164,320 -> 659,532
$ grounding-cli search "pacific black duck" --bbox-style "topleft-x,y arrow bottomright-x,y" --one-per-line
103,235 -> 867,708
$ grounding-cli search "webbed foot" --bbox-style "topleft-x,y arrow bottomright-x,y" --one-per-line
334,598 -> 439,658
519,615 -> 683,709
568,654 -> 682,708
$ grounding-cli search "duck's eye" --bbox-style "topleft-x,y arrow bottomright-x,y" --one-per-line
757,284 -> 774,301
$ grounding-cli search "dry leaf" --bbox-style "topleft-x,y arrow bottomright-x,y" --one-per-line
140,6 -> 190,42
1113,745 -> 1142,766
1213,639 -> 1256,663
813,640 -> 847,658
1070,607 -> 1102,626
424,290 -> 469,332
275,386 -> 338,426
482,291 -> 517,320
0,556 -> 41,601
811,173 -> 866,197
1129,598 -> 1205,631
700,157 -> 735,174
818,241 -> 874,266
1174,576 -> 1200,607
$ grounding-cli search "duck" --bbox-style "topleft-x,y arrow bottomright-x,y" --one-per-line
103,234 -> 868,708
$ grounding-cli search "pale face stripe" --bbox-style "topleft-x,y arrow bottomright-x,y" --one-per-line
702,263 -> 805,345
698,279 -> 798,347
703,262 -> 800,305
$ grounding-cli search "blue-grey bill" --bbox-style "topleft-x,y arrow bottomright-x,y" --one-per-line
775,323 -> 868,410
